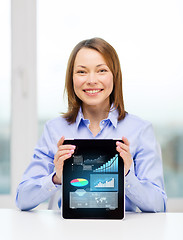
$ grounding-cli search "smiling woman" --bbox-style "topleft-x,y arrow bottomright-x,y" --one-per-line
16,37 -> 167,212
63,38 -> 125,124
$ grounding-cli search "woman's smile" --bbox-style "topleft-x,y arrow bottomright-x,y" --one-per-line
83,88 -> 104,96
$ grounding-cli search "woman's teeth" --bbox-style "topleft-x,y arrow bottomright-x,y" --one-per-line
85,89 -> 101,93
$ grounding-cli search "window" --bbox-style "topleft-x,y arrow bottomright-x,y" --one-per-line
0,0 -> 37,208
37,0 -> 183,197
0,0 -> 11,194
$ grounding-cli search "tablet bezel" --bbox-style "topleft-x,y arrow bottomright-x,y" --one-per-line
62,139 -> 124,219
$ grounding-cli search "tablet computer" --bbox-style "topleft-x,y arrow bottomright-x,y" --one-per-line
62,139 -> 124,219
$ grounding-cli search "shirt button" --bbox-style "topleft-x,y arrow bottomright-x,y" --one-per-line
127,184 -> 130,188
102,121 -> 105,124
49,186 -> 55,191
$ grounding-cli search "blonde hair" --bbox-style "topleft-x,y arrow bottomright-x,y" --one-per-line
63,37 -> 126,123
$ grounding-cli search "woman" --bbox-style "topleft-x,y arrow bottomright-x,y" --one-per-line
16,38 -> 167,212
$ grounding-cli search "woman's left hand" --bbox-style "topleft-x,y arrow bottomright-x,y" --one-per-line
116,137 -> 133,176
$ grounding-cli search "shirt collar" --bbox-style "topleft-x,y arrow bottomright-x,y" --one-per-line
107,106 -> 118,128
75,107 -> 89,129
75,105 -> 118,129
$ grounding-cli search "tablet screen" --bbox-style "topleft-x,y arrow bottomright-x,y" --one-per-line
62,139 -> 124,219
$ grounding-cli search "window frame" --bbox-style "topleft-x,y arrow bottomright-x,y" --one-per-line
0,0 -> 37,208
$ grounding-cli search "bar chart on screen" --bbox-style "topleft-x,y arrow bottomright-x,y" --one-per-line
93,154 -> 118,173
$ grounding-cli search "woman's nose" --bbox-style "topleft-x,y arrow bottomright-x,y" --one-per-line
87,72 -> 97,84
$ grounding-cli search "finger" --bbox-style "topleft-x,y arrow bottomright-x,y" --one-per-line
116,145 -> 122,153
119,150 -> 132,168
58,149 -> 75,158
116,141 -> 129,152
122,136 -> 130,146
57,136 -> 65,148
58,144 -> 76,151
58,153 -> 72,167
119,150 -> 128,158
54,149 -> 75,163
54,151 -> 71,166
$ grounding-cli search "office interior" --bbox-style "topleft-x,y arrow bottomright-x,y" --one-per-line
0,0 -> 183,212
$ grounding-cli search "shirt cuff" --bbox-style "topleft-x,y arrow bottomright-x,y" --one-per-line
41,172 -> 61,196
125,163 -> 136,192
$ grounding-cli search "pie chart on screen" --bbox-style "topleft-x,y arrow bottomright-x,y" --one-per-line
70,178 -> 89,187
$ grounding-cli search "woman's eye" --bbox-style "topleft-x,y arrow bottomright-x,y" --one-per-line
99,69 -> 107,73
77,70 -> 86,74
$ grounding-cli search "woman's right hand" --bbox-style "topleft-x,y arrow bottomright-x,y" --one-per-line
52,136 -> 76,184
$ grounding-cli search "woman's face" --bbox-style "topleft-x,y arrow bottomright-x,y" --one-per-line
73,48 -> 113,110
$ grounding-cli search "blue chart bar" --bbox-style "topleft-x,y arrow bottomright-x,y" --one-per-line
94,154 -> 118,173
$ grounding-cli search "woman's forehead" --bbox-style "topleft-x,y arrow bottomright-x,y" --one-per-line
74,48 -> 107,67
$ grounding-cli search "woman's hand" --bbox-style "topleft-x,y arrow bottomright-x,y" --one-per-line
53,136 -> 76,184
116,137 -> 133,176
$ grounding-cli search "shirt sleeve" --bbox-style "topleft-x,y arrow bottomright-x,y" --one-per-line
15,122 -> 61,211
125,123 -> 167,212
